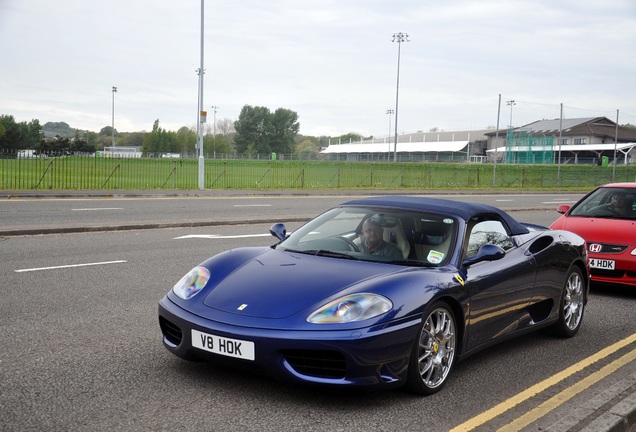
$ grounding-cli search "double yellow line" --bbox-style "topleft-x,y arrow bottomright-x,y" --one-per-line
451,333 -> 636,431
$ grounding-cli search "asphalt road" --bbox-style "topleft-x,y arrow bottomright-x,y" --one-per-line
0,190 -> 582,235
1,191 -> 635,432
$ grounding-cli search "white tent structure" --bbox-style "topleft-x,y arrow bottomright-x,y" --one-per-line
321,141 -> 470,161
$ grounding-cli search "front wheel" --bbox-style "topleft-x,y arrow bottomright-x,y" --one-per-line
406,301 -> 457,395
548,266 -> 585,338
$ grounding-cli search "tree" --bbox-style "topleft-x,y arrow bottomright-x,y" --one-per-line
176,126 -> 196,154
0,115 -> 42,150
295,136 -> 320,158
73,129 -> 93,152
43,121 -> 74,138
233,105 -> 299,155
142,119 -> 178,154
338,132 -> 363,143
37,136 -> 71,155
99,126 -> 117,137
69,137 -> 96,153
270,108 -> 300,154
119,132 -> 145,148
234,105 -> 273,154
216,118 -> 235,136
203,133 -> 232,155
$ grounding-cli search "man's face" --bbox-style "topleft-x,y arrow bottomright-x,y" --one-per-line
612,194 -> 626,206
363,220 -> 383,245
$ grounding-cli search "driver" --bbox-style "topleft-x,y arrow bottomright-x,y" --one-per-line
358,215 -> 403,259
607,191 -> 630,216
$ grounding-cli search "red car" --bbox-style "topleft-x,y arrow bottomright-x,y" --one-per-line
551,183 -> 636,287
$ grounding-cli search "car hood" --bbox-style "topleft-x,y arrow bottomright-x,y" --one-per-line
202,248 -> 400,319
551,216 -> 636,244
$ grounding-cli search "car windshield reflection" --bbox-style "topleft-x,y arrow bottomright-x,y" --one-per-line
278,206 -> 457,266
569,187 -> 636,219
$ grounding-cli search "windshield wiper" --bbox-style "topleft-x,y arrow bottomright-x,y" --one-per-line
384,259 -> 433,267
284,248 -> 360,260
312,250 -> 361,260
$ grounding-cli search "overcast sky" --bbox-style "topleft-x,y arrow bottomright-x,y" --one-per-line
2,0 -> 635,138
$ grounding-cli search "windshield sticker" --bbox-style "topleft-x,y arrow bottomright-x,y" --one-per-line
427,250 -> 444,264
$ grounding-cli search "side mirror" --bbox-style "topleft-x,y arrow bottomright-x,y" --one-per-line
269,223 -> 287,241
557,204 -> 571,215
462,244 -> 505,267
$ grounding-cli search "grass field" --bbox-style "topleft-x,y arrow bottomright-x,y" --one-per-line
1,156 -> 635,191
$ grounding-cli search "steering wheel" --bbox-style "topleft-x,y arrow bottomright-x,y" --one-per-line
339,237 -> 360,252
589,204 -> 616,216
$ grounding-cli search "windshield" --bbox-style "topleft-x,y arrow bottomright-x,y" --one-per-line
569,187 -> 636,219
278,206 -> 457,266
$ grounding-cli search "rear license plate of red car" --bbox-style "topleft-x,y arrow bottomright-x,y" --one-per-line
589,258 -> 615,270
192,329 -> 255,361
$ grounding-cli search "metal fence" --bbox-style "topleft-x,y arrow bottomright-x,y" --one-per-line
1,150 -> 635,191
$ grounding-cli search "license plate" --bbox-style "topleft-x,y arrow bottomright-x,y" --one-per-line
589,258 -> 615,270
192,329 -> 255,361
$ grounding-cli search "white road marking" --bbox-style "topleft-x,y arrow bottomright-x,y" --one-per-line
72,208 -> 123,211
15,260 -> 127,273
174,234 -> 272,239
233,204 -> 272,207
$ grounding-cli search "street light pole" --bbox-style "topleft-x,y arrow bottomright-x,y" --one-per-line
197,0 -> 205,190
505,99 -> 515,163
111,86 -> 117,147
392,32 -> 409,162
211,105 -> 218,158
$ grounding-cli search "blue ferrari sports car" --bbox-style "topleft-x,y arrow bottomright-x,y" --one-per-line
159,196 -> 589,395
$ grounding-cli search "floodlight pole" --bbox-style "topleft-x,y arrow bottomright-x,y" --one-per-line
612,109 -> 619,181
493,94 -> 501,186
392,32 -> 409,162
557,103 -> 563,186
506,100 -> 515,128
111,86 -> 117,146
197,0 -> 205,190
386,109 -> 394,154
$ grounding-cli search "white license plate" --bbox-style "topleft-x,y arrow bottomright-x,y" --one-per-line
192,329 -> 255,361
589,258 -> 615,270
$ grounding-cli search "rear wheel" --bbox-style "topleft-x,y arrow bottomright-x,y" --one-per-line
549,267 -> 585,338
406,302 -> 457,395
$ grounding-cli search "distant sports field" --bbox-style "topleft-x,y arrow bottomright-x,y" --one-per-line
1,156 -> 634,191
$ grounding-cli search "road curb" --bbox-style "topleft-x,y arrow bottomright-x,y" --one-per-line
0,189 -> 579,200
546,372 -> 636,431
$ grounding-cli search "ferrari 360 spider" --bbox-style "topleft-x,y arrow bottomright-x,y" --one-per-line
159,196 -> 589,394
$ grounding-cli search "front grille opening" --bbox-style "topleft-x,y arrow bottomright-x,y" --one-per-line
591,269 -> 626,279
282,349 -> 346,379
591,244 -> 628,254
159,317 -> 183,346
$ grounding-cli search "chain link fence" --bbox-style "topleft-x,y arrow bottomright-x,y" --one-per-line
1,150 -> 634,191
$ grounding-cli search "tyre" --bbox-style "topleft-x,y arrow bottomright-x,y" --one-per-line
406,301 -> 457,395
549,266 -> 585,338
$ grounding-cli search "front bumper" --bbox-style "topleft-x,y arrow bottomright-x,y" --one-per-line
158,295 -> 421,388
589,255 -> 636,287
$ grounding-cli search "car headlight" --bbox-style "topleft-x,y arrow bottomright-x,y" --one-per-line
307,293 -> 392,324
172,266 -> 210,300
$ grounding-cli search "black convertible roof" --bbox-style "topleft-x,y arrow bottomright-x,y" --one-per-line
342,196 -> 530,236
